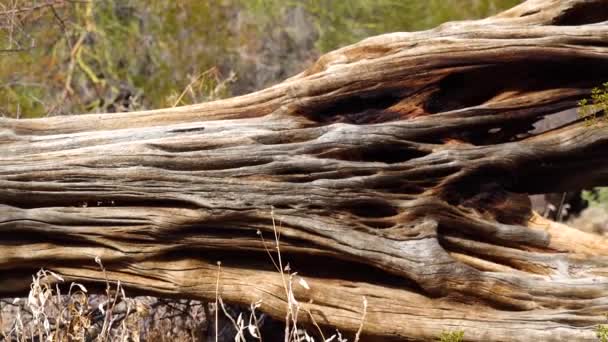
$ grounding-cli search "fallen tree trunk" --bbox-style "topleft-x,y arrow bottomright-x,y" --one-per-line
2,0 -> 608,340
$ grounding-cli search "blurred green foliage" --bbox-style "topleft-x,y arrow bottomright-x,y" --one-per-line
578,82 -> 608,211
438,329 -> 465,342
582,188 -> 608,209
598,323 -> 608,342
1,0 -> 520,118
1,0 -> 240,117
578,82 -> 608,126
244,0 -> 520,52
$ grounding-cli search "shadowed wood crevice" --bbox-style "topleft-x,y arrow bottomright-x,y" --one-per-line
551,0 -> 608,25
2,0 -> 608,341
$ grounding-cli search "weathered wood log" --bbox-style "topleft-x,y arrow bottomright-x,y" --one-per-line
2,0 -> 608,340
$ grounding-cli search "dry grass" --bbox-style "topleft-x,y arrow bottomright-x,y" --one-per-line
0,210 -> 367,341
213,208 -> 367,342
0,266 -> 207,341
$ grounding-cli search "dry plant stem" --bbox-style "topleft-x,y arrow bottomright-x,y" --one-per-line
304,309 -> 326,341
2,0 -> 608,341
353,297 -> 367,342
215,262 -> 220,342
249,301 -> 263,341
0,0 -> 66,17
271,211 -> 292,342
172,67 -> 219,107
4,269 -> 141,341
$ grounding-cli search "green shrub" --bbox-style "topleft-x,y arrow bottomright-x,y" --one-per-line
578,82 -> 608,126
577,83 -> 608,212
438,329 -> 464,342
582,188 -> 608,209
598,324 -> 608,342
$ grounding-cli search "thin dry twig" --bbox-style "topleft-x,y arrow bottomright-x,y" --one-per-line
354,297 -> 367,342
215,261 -> 221,342
0,0 -> 66,17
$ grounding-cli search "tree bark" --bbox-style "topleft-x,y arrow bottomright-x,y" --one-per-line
2,0 -> 608,340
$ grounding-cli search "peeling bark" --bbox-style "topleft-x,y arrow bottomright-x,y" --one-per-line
2,0 -> 608,340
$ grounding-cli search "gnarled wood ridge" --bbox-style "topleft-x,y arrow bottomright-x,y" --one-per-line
2,0 -> 608,340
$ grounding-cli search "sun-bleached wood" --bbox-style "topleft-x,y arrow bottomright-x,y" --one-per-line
2,0 -> 608,340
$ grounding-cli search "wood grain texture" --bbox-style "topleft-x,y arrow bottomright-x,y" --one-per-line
2,0 -> 608,340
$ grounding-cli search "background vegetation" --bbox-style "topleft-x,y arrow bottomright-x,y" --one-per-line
0,0 -> 519,118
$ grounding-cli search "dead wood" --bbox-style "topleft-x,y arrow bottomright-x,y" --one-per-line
2,0 -> 608,340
